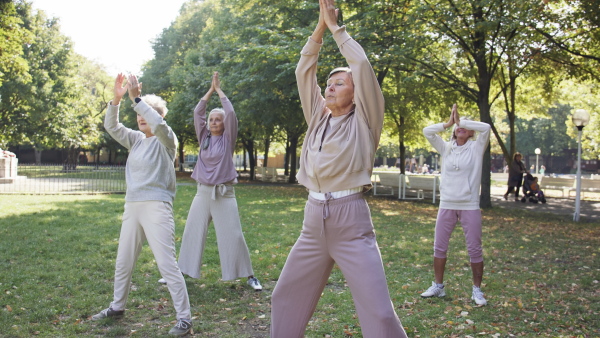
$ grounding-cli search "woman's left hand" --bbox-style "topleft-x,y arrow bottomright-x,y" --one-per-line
127,74 -> 142,102
320,0 -> 339,31
452,104 -> 460,126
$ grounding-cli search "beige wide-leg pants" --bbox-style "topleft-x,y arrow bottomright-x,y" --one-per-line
111,201 -> 191,320
270,193 -> 407,338
178,184 -> 254,281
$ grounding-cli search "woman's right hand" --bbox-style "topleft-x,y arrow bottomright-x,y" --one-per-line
320,0 -> 339,32
443,104 -> 457,129
112,73 -> 128,105
212,72 -> 221,91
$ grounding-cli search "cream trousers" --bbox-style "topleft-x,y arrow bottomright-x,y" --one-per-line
111,201 -> 191,320
178,184 -> 254,280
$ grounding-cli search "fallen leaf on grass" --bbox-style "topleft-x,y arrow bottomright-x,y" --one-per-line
6,305 -> 12,312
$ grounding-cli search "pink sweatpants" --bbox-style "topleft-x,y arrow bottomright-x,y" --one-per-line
434,208 -> 483,263
270,193 -> 406,338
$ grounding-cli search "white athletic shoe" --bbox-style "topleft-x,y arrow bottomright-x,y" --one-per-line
247,277 -> 262,291
158,278 -> 167,284
471,286 -> 487,305
420,281 -> 446,298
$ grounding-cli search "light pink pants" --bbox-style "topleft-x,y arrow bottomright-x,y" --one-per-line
111,201 -> 191,320
271,193 -> 407,338
434,208 -> 483,263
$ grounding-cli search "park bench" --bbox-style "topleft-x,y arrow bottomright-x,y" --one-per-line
539,176 -> 575,197
401,175 -> 440,204
372,172 -> 439,203
182,161 -> 196,171
255,166 -> 278,182
372,172 -> 401,196
569,179 -> 600,198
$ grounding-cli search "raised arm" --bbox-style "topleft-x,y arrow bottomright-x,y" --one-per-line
128,74 -> 178,153
423,105 -> 457,154
193,73 -> 218,145
295,0 -> 338,124
104,73 -> 144,149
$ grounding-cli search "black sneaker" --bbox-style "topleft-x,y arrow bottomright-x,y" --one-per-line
169,319 -> 192,336
91,307 -> 124,321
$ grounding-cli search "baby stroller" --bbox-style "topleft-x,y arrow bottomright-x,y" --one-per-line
521,173 -> 546,204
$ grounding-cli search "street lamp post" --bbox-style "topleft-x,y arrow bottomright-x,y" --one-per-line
535,148 -> 541,174
572,109 -> 590,222
435,154 -> 438,171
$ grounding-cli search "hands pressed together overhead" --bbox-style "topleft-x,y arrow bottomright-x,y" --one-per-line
443,103 -> 460,129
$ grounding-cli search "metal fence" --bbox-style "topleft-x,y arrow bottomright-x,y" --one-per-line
0,163 -> 126,194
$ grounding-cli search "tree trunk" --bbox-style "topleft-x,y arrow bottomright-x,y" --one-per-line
34,147 -> 42,165
241,138 -> 256,180
263,137 -> 270,168
284,140 -> 291,176
178,135 -> 185,172
243,151 -> 247,172
288,135 -> 299,184
477,81 -> 493,209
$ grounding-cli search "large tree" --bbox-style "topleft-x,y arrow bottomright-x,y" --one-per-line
392,0 -> 549,208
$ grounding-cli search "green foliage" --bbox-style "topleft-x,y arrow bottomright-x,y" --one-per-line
0,1 -> 111,160
0,1 -> 32,87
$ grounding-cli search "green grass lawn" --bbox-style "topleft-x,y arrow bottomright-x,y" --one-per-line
0,183 -> 598,337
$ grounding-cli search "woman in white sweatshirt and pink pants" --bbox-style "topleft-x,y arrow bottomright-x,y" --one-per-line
421,104 -> 491,306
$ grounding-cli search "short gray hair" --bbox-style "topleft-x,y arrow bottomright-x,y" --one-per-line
328,67 -> 352,79
206,108 -> 225,130
141,94 -> 168,117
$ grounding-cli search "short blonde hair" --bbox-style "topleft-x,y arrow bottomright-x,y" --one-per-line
141,94 -> 168,117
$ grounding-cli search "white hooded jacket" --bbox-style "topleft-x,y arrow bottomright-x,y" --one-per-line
423,120 -> 491,210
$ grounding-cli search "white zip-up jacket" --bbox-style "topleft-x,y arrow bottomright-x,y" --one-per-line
423,121 -> 491,210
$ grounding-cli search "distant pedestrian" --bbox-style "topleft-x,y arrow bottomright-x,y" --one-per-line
540,165 -> 546,176
503,152 -> 528,201
421,104 -> 491,306
92,73 -> 192,336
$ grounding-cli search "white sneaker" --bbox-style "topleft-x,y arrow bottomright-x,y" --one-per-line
247,277 -> 262,291
421,281 -> 446,298
158,278 -> 167,284
472,286 -> 487,305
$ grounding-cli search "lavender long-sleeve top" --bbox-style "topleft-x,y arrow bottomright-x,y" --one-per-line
191,97 -> 238,185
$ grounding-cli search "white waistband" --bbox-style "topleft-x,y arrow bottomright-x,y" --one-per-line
308,187 -> 362,200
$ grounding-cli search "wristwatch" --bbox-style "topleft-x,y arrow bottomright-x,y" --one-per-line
134,97 -> 142,103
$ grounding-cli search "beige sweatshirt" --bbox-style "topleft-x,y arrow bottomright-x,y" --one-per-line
295,27 -> 384,193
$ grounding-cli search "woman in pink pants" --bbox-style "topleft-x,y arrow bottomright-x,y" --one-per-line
421,104 -> 491,306
270,0 -> 407,337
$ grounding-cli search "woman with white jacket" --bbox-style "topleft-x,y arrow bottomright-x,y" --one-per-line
421,104 -> 491,306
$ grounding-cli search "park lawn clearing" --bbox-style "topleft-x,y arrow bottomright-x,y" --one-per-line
0,183 -> 598,337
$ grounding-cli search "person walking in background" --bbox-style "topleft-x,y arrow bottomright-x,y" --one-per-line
174,72 -> 261,291
503,152 -> 528,201
421,104 -> 491,306
270,0 -> 407,336
92,73 -> 192,336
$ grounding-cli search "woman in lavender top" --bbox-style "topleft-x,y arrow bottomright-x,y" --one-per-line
176,72 -> 261,291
